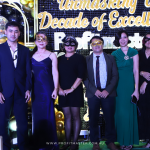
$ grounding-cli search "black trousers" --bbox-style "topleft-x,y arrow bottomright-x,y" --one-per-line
0,86 -> 28,150
88,95 -> 116,145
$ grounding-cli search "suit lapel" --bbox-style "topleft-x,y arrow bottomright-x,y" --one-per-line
88,53 -> 94,81
16,43 -> 21,68
103,52 -> 110,85
4,42 -> 14,68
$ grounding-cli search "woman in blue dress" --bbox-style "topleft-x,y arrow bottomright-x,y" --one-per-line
31,31 -> 59,150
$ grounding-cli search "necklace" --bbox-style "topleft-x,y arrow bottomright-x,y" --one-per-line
122,49 -> 129,60
37,50 -> 46,57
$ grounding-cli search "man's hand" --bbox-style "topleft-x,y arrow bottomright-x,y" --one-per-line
100,90 -> 109,99
25,90 -> 30,103
95,90 -> 102,99
0,92 -> 5,104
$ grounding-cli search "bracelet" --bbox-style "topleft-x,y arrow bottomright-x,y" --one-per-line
140,71 -> 144,76
71,86 -> 75,90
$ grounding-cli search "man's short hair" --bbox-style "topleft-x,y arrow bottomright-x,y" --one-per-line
90,36 -> 104,44
6,21 -> 20,31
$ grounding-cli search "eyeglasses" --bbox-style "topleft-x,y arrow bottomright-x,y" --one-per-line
36,35 -> 47,42
91,40 -> 103,47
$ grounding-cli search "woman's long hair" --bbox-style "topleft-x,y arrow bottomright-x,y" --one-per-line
30,31 -> 48,57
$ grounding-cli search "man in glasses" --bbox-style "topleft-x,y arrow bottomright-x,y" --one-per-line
0,21 -> 32,150
84,36 -> 118,150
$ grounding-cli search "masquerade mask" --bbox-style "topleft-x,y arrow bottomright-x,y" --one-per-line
91,39 -> 103,47
143,37 -> 150,44
64,37 -> 77,46
64,40 -> 76,46
36,35 -> 47,42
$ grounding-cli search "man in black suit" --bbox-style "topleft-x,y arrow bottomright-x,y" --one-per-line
84,36 -> 118,150
0,22 -> 32,150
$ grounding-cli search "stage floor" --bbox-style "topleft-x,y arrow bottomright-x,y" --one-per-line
59,141 -> 148,150
10,140 -> 148,149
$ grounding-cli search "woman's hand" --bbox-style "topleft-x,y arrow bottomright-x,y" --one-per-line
132,90 -> 139,101
52,89 -> 57,99
59,88 -> 65,96
141,71 -> 150,81
140,81 -> 147,95
64,88 -> 74,95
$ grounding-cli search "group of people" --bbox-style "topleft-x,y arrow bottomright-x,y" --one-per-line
0,21 -> 150,150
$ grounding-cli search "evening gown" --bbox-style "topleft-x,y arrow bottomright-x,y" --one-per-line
32,57 -> 59,150
138,49 -> 150,140
111,47 -> 139,146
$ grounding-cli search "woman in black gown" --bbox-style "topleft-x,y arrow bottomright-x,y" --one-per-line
58,36 -> 86,150
31,31 -> 59,150
138,33 -> 150,148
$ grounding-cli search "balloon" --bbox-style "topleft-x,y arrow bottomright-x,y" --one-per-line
8,14 -> 18,22
9,116 -> 17,131
20,19 -> 24,26
54,108 -> 58,114
54,97 -> 58,105
57,130 -> 65,141
56,111 -> 64,121
28,1 -> 34,8
29,26 -> 34,38
0,38 -> 6,44
22,5 -> 31,13
31,8 -> 34,18
56,121 -> 64,130
27,98 -> 32,107
0,7 -> 3,15
4,7 -> 12,15
28,17 -> 34,25
20,0 -> 28,5
18,41 -> 24,45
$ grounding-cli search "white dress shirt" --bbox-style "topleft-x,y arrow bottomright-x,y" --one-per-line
93,52 -> 107,89
8,43 -> 18,68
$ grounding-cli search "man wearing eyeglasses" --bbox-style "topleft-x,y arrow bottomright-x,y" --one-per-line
84,36 -> 118,150
0,21 -> 32,150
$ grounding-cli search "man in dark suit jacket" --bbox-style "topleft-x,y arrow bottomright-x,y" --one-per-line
0,22 -> 32,150
84,36 -> 118,150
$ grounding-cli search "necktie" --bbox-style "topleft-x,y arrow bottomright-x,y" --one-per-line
96,56 -> 100,88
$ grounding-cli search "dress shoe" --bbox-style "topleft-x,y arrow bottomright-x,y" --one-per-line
107,142 -> 118,150
143,143 -> 150,148
93,143 -> 100,150
60,144 -> 70,150
69,144 -> 79,150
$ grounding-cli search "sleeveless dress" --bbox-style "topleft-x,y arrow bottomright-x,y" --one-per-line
111,47 -> 139,146
31,57 -> 59,150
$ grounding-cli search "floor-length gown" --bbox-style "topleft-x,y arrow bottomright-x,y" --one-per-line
111,47 -> 139,146
138,49 -> 150,140
32,57 -> 59,150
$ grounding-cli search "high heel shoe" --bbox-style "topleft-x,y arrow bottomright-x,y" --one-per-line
59,144 -> 70,150
120,145 -> 126,149
124,145 -> 132,150
143,143 -> 150,148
